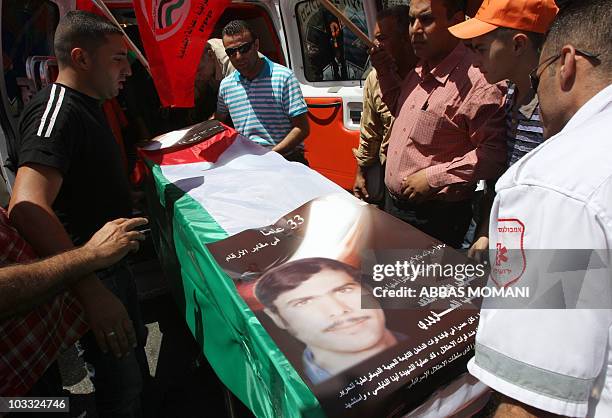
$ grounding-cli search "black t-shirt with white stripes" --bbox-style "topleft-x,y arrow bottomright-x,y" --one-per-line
10,83 -> 132,245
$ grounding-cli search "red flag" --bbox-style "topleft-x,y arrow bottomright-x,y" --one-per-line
76,0 -> 100,14
133,0 -> 230,108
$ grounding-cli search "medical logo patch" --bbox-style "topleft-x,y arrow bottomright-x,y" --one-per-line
491,218 -> 526,288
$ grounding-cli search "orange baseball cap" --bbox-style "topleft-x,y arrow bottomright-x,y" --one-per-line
449,0 -> 558,39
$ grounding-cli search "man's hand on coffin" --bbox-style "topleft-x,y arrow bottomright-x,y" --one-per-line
83,217 -> 148,270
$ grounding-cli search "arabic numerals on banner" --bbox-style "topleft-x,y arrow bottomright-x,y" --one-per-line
286,215 -> 305,230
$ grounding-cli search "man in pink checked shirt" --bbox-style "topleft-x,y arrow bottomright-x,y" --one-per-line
370,0 -> 507,248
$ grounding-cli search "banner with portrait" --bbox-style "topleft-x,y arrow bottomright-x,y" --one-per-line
207,193 -> 487,417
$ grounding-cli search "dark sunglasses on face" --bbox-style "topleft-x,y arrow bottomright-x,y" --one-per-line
529,49 -> 600,92
225,40 -> 255,58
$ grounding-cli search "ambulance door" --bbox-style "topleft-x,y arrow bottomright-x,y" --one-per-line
279,0 -> 378,190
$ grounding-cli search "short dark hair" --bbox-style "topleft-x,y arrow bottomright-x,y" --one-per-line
442,0 -> 466,19
494,27 -> 546,54
222,20 -> 258,40
543,0 -> 611,76
54,11 -> 122,67
377,5 -> 411,34
255,258 -> 360,313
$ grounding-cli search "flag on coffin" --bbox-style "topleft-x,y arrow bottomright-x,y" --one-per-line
138,121 -> 346,237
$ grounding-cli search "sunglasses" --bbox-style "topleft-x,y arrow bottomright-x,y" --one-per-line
225,41 -> 255,58
529,49 -> 600,91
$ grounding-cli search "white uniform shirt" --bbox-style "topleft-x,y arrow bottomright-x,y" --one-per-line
468,83 -> 612,417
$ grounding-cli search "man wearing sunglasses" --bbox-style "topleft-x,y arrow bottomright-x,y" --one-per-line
465,1 -> 612,416
448,0 -> 558,259
215,20 -> 310,164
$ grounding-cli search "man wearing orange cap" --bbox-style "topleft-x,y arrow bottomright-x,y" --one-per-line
448,0 -> 558,256
369,0 -> 507,249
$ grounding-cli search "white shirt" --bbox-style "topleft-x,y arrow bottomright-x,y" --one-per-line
468,84 -> 612,417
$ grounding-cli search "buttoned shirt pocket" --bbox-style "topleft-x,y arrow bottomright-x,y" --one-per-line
409,110 -> 460,150
409,110 -> 442,145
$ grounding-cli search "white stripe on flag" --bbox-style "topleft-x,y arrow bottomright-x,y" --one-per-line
37,84 -> 57,137
44,86 -> 66,138
160,135 -> 346,236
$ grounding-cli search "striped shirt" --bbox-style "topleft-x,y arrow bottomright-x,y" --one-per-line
505,84 -> 545,166
217,56 -> 307,147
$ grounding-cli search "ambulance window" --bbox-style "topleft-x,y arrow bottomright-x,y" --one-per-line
1,0 -> 59,121
295,1 -> 369,82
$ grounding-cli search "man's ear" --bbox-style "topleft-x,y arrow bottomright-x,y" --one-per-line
558,44 -> 577,92
263,308 -> 287,330
254,38 -> 260,52
70,47 -> 91,70
512,33 -> 529,55
449,11 -> 465,26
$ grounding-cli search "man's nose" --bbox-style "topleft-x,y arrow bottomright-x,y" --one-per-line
322,295 -> 352,317
123,62 -> 132,77
412,19 -> 424,34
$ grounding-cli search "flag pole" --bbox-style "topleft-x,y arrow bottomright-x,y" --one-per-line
89,0 -> 152,75
318,0 -> 374,48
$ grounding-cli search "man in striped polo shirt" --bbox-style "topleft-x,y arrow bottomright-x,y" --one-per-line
215,20 -> 310,164
448,0 -> 558,256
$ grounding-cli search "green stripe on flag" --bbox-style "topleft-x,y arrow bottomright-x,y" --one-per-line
148,161 -> 323,418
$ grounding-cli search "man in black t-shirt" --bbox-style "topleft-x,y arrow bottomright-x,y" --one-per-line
8,11 -> 147,417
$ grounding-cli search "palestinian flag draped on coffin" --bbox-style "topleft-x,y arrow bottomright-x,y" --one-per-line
138,121 -> 488,418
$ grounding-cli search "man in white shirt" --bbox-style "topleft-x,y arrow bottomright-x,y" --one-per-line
468,0 -> 612,416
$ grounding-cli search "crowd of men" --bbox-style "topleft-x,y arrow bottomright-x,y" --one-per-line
0,0 -> 610,416
351,0 -> 612,416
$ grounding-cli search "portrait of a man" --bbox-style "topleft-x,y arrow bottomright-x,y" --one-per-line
255,257 -> 404,384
